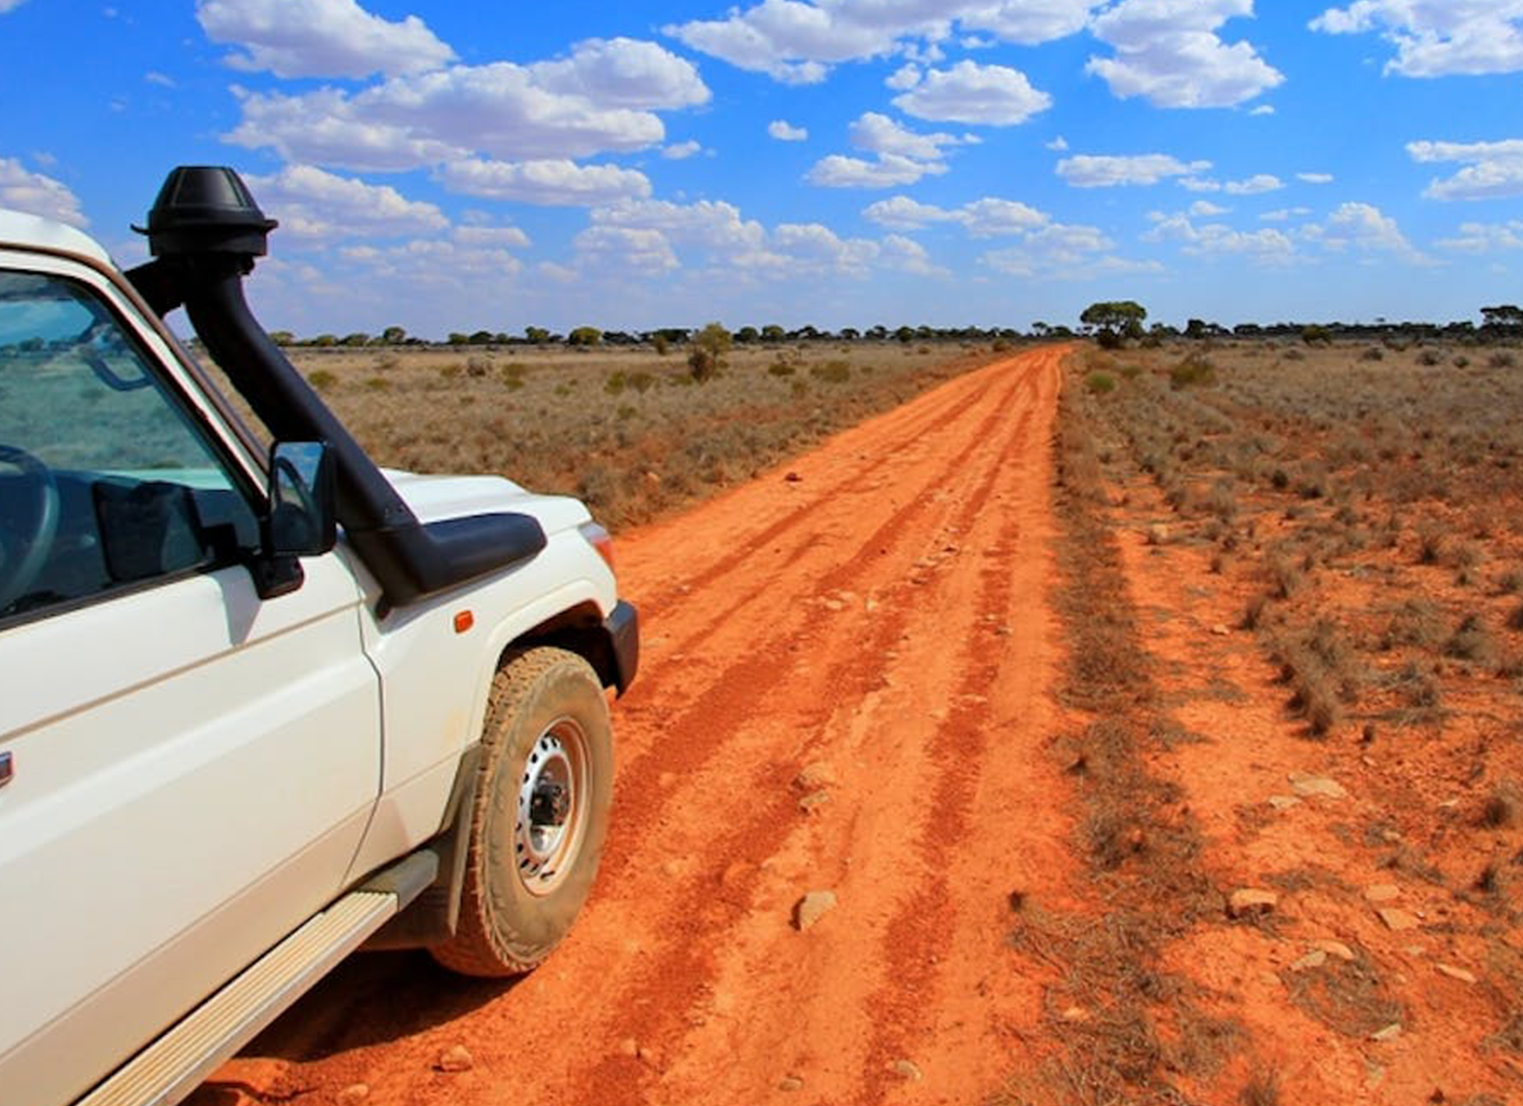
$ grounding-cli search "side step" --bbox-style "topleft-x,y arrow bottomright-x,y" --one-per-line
77,851 -> 437,1106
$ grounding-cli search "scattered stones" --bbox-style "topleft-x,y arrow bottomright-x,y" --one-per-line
1145,523 -> 1169,546
1313,940 -> 1357,962
793,890 -> 837,931
1210,623 -> 1231,636
1370,1023 -> 1403,1043
1365,883 -> 1401,903
822,598 -> 845,612
1228,888 -> 1279,919
437,1045 -> 474,1073
1437,963 -> 1477,984
1268,795 -> 1302,812
1289,773 -> 1348,800
890,1060 -> 923,1082
336,1084 -> 370,1105
778,1075 -> 804,1092
785,471 -> 802,483
1060,1006 -> 1090,1023
1290,949 -> 1328,972
794,762 -> 836,791
1378,908 -> 1420,931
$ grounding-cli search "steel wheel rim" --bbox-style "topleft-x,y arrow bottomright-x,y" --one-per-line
514,717 -> 589,897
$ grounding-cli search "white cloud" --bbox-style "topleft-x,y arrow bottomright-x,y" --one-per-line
849,111 -> 973,160
1261,206 -> 1311,221
1224,173 -> 1283,194
196,0 -> 455,79
1297,172 -> 1334,184
1436,220 -> 1523,252
226,58 -> 673,169
1190,200 -> 1229,216
1306,201 -> 1432,263
663,140 -> 703,159
1087,0 -> 1284,108
451,225 -> 532,249
1310,2 -> 1523,77
435,158 -> 652,206
528,37 -> 710,110
1250,104 -> 1274,115
1057,153 -> 1211,187
806,152 -> 946,188
1179,176 -> 1221,192
769,119 -> 809,141
572,225 -> 680,273
0,0 -> 28,11
245,164 -> 448,239
772,223 -> 881,274
1144,210 -> 1297,262
0,158 -> 88,226
145,71 -> 176,87
1047,135 -> 1070,151
863,194 -> 1049,236
665,0 -> 1096,85
892,60 -> 1052,125
886,63 -> 923,91
807,112 -> 972,189
880,233 -> 946,276
1407,138 -> 1523,200
593,199 -> 768,254
983,221 -> 1158,279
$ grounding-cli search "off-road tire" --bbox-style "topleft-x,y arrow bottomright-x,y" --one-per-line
430,646 -> 613,977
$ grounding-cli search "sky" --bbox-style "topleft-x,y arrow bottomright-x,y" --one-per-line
1,0 -> 1520,338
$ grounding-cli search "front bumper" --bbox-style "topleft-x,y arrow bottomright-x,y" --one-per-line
605,599 -> 639,695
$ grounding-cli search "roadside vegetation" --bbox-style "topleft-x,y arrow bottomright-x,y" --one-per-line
260,336 -> 1015,529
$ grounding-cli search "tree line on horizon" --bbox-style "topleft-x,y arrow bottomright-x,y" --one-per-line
265,303 -> 1523,351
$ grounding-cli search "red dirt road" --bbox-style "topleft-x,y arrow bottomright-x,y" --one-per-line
199,346 -> 1069,1106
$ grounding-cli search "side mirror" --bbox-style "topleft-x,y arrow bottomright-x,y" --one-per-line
249,441 -> 335,600
268,440 -> 337,556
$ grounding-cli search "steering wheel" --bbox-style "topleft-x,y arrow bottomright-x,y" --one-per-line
0,444 -> 61,614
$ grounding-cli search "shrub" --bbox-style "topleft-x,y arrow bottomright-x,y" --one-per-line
1360,347 -> 1385,362
1170,354 -> 1216,390
1086,371 -> 1117,395
627,371 -> 655,394
466,355 -> 493,378
768,362 -> 796,377
307,369 -> 337,391
1453,355 -> 1471,368
604,371 -> 626,396
1416,348 -> 1442,367
688,321 -> 732,382
1490,351 -> 1517,369
1446,614 -> 1498,665
810,360 -> 851,384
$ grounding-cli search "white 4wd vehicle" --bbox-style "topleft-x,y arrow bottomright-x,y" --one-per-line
0,167 -> 639,1106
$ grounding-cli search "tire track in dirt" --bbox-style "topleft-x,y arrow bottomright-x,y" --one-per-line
195,346 -> 1074,1106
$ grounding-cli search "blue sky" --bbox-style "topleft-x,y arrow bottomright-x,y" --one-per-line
2,0 -> 1520,337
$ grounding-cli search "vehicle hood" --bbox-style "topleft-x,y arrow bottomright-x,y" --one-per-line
380,469 -> 591,533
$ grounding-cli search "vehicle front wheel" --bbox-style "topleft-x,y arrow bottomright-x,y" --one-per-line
430,646 -> 613,977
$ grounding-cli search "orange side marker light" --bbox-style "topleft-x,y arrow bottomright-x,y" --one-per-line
453,610 -> 475,634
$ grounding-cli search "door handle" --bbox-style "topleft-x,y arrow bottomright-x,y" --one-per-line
0,751 -> 12,788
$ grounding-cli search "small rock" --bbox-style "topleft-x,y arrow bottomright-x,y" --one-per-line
822,599 -> 845,612
1370,1023 -> 1403,1043
1313,940 -> 1356,961
890,1060 -> 923,1082
797,790 -> 830,813
1228,888 -> 1279,918
785,471 -> 803,483
336,1085 -> 370,1105
1060,1006 -> 1089,1023
778,1076 -> 804,1092
795,762 -> 836,790
1378,908 -> 1420,931
618,1038 -> 639,1057
1268,795 -> 1301,812
1365,883 -> 1401,903
1404,945 -> 1427,957
1210,623 -> 1231,636
1290,949 -> 1328,972
1145,524 -> 1169,546
643,471 -> 662,486
793,890 -> 838,931
1290,773 -> 1348,800
437,1045 -> 474,1073
1437,963 -> 1477,984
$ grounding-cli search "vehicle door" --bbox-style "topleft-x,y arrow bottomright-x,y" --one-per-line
0,252 -> 382,1105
